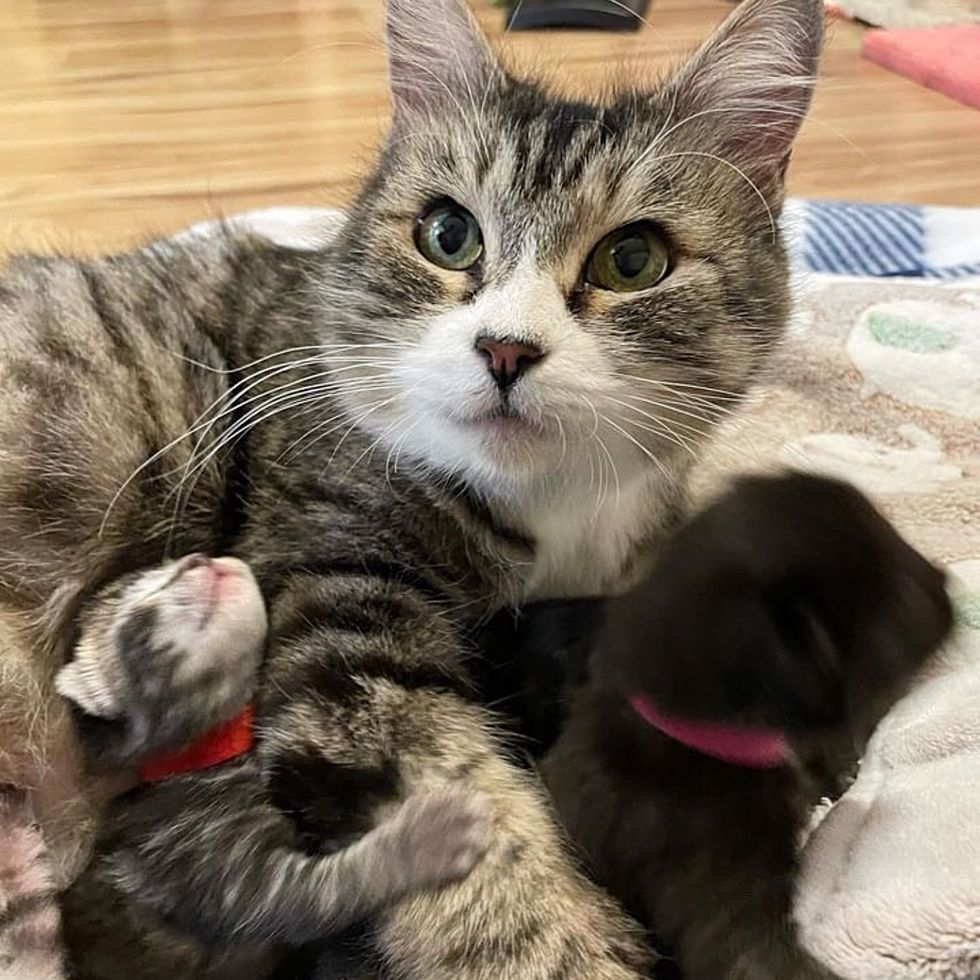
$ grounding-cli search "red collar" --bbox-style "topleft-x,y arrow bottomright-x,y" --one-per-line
629,694 -> 790,769
139,704 -> 255,782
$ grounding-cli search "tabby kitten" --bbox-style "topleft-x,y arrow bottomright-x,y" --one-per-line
3,557 -> 491,980
546,473 -> 954,980
0,0 -> 822,975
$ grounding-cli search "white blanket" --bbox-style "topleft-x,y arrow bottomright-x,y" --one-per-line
798,563 -> 980,979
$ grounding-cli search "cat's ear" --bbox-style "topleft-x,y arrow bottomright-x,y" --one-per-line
384,0 -> 502,132
662,0 -> 823,190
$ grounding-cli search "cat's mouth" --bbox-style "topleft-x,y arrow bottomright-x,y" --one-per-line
462,404 -> 540,437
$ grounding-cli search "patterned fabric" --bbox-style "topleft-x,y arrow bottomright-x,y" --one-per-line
784,198 -> 980,280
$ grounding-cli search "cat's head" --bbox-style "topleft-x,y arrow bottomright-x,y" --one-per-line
320,0 -> 823,502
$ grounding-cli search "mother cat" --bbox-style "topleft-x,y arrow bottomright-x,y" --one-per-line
0,0 -> 822,975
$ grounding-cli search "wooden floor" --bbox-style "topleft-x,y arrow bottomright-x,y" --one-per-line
2,0 -> 979,253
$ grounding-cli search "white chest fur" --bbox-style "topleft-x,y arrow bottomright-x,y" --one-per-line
500,468 -> 669,601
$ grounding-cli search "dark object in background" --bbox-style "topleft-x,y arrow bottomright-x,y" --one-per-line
507,0 -> 650,31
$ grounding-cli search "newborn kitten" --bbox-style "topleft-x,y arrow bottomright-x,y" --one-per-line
546,473 -> 954,980
4,557 -> 490,980
56,554 -> 267,766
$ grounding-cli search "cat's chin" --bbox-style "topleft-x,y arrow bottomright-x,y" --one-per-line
382,408 -> 561,490
458,410 -> 541,442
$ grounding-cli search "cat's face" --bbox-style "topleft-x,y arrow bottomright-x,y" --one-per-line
320,0 -> 822,502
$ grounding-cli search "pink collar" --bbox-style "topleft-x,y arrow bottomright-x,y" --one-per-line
629,693 -> 790,769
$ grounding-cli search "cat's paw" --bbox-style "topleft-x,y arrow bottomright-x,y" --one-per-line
603,472 -> 954,734
386,788 -> 493,891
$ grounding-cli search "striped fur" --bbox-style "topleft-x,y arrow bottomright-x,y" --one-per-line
0,0 -> 822,975
0,789 -> 64,980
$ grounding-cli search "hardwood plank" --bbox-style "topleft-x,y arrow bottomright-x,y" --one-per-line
1,0 -> 977,252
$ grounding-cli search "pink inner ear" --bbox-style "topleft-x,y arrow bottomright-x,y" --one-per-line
385,0 -> 500,126
658,0 -> 823,175
628,693 -> 790,769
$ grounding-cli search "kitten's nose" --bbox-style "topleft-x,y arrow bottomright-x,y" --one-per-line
474,335 -> 545,391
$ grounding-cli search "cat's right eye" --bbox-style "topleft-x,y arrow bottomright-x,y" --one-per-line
414,200 -> 483,271
586,222 -> 671,293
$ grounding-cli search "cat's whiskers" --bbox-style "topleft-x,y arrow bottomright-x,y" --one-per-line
171,341 -> 406,377
343,392 -> 423,477
100,348 -> 406,535
168,374 -> 399,538
600,412 -> 675,485
319,391 -> 412,479
593,423 -> 621,510
274,381 -> 405,466
177,367 -> 398,488
553,413 -> 568,470
617,373 -> 744,403
614,392 -> 728,436
384,414 -> 424,489
605,398 -> 699,459
184,360 -> 399,465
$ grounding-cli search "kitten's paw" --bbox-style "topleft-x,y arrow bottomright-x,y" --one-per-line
387,788 -> 493,890
605,472 -> 954,733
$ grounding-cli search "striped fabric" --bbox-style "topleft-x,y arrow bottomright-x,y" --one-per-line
785,199 -> 980,280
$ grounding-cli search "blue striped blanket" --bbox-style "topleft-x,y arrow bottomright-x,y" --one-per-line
785,199 -> 980,280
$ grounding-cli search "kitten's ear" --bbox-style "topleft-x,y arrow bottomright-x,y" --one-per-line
55,656 -> 122,720
385,0 -> 502,133
662,0 -> 823,190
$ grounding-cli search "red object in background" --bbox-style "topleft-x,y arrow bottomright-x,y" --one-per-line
139,704 -> 255,782
863,26 -> 980,111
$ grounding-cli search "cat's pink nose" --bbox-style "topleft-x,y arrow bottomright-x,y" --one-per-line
475,335 -> 545,391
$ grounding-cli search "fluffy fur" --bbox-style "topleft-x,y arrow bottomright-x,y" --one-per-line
0,0 -> 823,975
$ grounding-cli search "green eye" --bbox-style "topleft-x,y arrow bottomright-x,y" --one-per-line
586,222 -> 670,292
415,200 -> 483,271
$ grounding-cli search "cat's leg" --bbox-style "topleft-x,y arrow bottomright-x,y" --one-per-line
248,572 -> 653,980
0,786 -> 65,980
95,761 -> 491,946
360,689 -> 654,980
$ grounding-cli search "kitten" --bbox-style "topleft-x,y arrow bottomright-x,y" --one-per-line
0,0 -> 823,975
546,472 -> 954,980
3,557 -> 491,980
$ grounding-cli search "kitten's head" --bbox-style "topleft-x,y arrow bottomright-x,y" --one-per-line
320,0 -> 823,500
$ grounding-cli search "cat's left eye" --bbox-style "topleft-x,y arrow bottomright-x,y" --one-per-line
586,222 -> 671,293
415,200 -> 483,271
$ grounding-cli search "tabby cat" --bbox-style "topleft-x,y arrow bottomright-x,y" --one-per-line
0,0 -> 823,975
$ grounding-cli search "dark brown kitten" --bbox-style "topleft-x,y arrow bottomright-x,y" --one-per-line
546,472 -> 954,980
